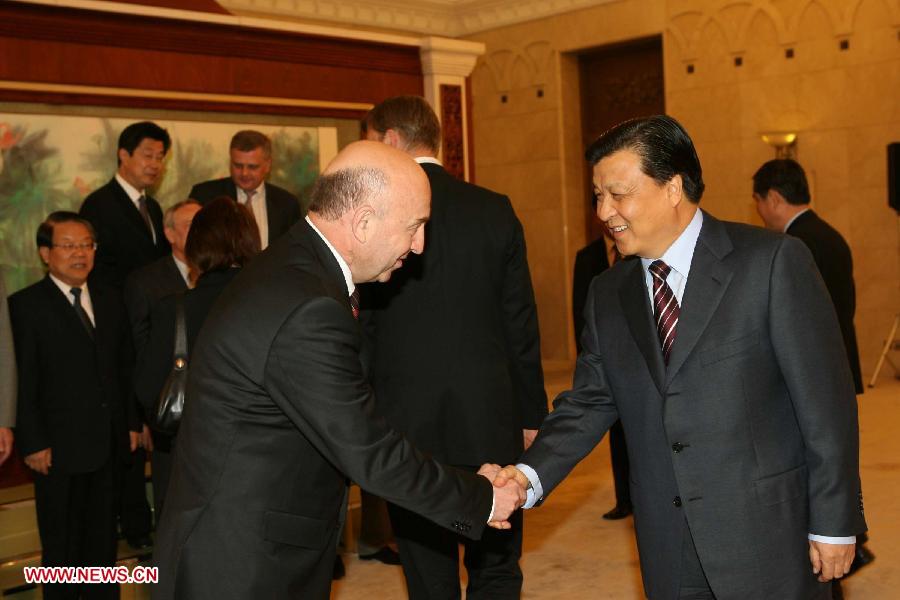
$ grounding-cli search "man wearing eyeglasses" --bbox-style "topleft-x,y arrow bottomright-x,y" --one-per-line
8,211 -> 139,600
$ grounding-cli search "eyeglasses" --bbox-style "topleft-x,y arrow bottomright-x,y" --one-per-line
52,242 -> 97,252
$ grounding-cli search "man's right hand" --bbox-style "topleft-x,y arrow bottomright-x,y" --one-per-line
24,448 -> 52,475
478,463 -> 526,529
493,465 -> 531,491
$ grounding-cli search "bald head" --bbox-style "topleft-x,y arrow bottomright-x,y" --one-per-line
308,140 -> 431,283
309,141 -> 429,220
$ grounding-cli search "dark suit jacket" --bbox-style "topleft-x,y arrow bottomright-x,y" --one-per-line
8,277 -> 137,473
522,212 -> 866,600
188,177 -> 301,243
152,220 -> 494,600
361,163 -> 547,467
124,255 -> 188,358
787,209 -> 863,393
133,268 -> 238,429
572,236 -> 611,353
80,178 -> 170,289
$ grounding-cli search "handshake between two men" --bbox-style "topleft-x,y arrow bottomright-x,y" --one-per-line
478,463 -> 531,530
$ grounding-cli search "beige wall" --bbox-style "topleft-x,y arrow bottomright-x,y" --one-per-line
466,0 -> 900,377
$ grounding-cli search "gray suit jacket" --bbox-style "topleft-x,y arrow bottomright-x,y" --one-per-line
0,277 -> 15,427
523,212 -> 866,600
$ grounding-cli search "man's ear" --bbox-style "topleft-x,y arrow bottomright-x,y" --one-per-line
381,129 -> 405,149
767,189 -> 787,208
38,246 -> 51,266
666,174 -> 684,207
117,147 -> 130,165
350,204 -> 377,244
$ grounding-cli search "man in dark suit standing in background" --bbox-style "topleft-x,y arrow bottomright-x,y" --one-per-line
362,95 -> 547,599
153,141 -> 525,600
9,212 -> 140,599
80,121 -> 171,289
189,130 -> 301,248
495,116 -> 866,599
81,121 -> 170,551
752,159 -> 863,393
123,199 -> 201,524
572,216 -> 632,521
752,158 -> 873,595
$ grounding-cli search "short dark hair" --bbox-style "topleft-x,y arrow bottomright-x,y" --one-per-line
365,96 -> 441,154
118,121 -> 171,164
36,211 -> 96,249
585,115 -> 705,204
752,159 -> 810,205
307,167 -> 388,221
230,130 -> 272,158
185,196 -> 260,275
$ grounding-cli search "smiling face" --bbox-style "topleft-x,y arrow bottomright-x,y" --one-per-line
118,138 -> 166,190
39,221 -> 95,287
230,147 -> 271,193
592,149 -> 685,259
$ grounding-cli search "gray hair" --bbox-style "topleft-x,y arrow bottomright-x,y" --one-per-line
307,167 -> 388,220
164,199 -> 202,229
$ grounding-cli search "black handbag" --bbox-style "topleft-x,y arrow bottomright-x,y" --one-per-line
155,292 -> 188,434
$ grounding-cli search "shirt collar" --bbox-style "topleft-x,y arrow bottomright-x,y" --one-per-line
640,208 -> 704,280
173,255 -> 191,285
237,182 -> 266,202
783,207 -> 810,232
49,273 -> 89,301
114,173 -> 143,203
414,156 -> 442,166
305,216 -> 354,296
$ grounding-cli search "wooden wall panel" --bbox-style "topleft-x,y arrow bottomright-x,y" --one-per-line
0,3 -> 423,114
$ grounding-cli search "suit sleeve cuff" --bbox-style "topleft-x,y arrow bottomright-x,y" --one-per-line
516,463 -> 543,509
808,534 -> 856,544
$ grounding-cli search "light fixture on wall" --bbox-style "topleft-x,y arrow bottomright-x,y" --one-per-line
760,131 -> 797,159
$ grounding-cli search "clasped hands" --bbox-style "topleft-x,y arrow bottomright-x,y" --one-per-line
478,464 -> 531,530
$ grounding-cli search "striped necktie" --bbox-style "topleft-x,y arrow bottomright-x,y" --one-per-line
649,260 -> 679,364
349,288 -> 360,320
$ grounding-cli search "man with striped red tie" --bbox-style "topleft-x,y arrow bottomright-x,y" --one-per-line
493,115 -> 866,600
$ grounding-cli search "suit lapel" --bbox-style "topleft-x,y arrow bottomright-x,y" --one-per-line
40,277 -> 95,345
164,256 -> 189,291
619,261 -> 666,394
664,212 -> 734,386
110,178 -> 153,242
264,183 -> 279,236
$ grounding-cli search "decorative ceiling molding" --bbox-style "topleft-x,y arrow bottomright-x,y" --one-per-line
219,0 -> 621,37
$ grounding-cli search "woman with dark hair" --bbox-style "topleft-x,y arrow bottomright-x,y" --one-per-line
134,196 -> 260,520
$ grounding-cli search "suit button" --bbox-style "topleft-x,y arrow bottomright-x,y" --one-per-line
672,442 -> 683,453
673,496 -> 682,507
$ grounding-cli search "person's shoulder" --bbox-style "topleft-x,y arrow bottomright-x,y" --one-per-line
80,178 -> 116,207
265,182 -> 298,202
189,177 -> 229,199
8,279 -> 45,307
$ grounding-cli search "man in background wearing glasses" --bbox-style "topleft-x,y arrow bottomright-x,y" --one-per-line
8,211 -> 140,600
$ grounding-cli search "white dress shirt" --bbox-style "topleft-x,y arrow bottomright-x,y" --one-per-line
49,274 -> 94,326
115,173 -> 156,243
518,208 -> 852,544
173,255 -> 191,287
238,184 -> 270,250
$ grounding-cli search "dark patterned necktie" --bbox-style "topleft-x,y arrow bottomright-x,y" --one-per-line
649,260 -> 679,364
69,287 -> 95,340
349,288 -> 360,320
137,195 -> 155,240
